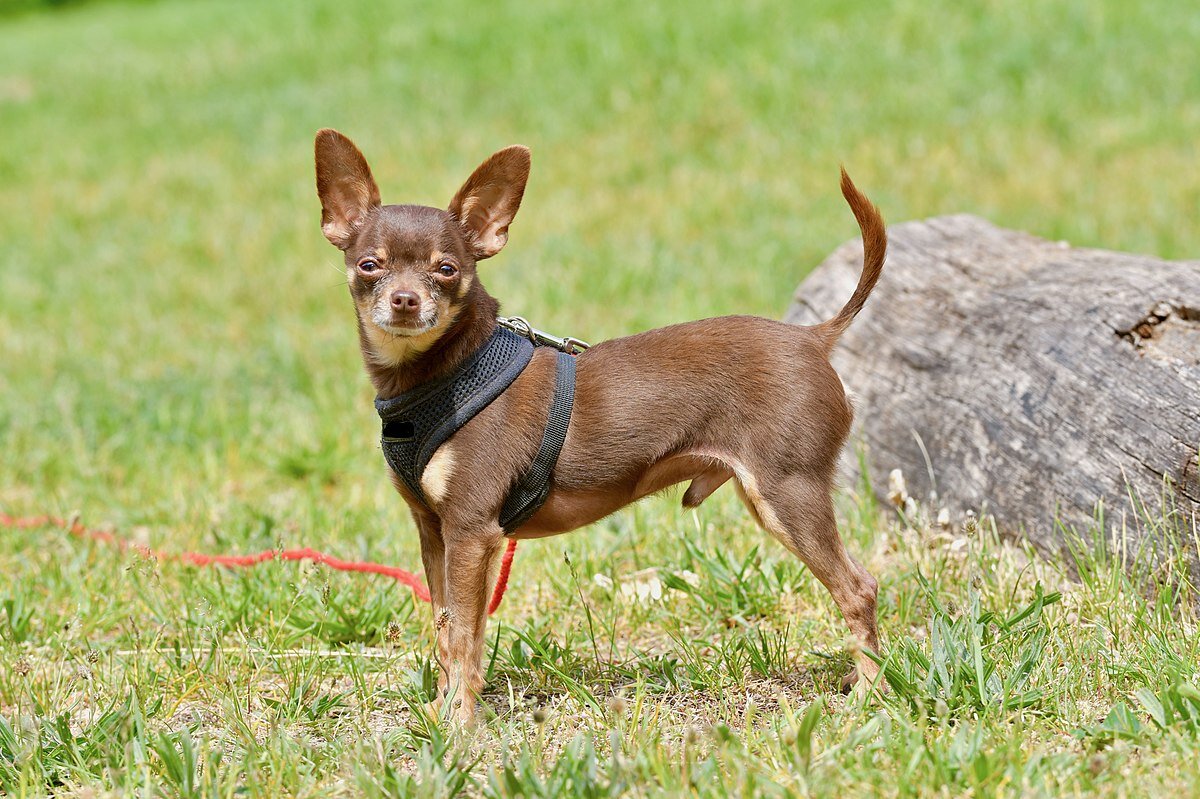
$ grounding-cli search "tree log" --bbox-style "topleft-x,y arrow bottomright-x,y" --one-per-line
787,214 -> 1199,562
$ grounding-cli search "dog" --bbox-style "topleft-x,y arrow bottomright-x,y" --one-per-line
314,129 -> 886,723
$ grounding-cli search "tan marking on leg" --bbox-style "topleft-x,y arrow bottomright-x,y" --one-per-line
729,461 -> 788,538
421,443 -> 456,504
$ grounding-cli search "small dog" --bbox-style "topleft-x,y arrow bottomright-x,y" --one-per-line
314,129 -> 886,723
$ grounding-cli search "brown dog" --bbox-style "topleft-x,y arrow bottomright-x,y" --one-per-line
314,129 -> 886,723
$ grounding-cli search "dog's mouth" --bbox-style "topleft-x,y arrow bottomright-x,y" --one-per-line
373,314 -> 438,337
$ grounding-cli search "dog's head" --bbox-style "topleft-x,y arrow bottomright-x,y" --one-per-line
314,129 -> 529,366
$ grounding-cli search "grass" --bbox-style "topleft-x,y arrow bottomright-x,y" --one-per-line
1,0 -> 1198,795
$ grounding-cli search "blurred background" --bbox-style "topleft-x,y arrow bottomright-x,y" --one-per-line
1,0 -> 1198,539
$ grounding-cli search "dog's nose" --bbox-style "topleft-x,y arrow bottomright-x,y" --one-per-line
390,290 -> 420,311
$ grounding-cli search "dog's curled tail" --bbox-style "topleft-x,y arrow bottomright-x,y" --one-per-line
813,169 -> 887,351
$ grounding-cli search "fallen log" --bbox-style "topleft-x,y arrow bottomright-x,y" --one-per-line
787,214 -> 1199,563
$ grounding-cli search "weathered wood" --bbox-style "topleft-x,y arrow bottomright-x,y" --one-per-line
787,214 -> 1199,561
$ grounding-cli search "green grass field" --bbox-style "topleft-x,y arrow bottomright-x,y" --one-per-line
2,0 -> 1199,795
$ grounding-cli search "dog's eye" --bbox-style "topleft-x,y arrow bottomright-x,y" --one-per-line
357,259 -> 380,274
437,262 -> 458,278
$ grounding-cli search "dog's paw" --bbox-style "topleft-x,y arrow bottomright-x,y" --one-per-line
839,665 -> 887,699
420,691 -> 479,727
447,694 -> 479,726
423,695 -> 445,717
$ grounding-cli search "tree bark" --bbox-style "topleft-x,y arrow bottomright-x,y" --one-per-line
787,214 -> 1199,564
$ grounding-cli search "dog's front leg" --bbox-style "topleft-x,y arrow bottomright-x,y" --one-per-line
439,523 -> 505,724
413,509 -> 452,709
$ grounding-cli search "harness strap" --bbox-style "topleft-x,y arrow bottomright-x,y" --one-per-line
375,328 -> 534,503
499,350 -> 576,532
374,326 -> 578,533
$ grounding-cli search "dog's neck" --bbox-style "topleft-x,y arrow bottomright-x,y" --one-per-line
360,286 -> 500,400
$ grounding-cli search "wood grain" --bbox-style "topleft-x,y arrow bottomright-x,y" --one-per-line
788,214 -> 1199,564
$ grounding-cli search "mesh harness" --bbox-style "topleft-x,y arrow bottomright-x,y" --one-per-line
373,327 -> 576,533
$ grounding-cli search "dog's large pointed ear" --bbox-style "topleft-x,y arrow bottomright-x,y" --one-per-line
448,145 -> 531,260
315,129 -> 381,250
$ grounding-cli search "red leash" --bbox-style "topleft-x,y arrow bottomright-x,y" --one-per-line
0,513 -> 517,615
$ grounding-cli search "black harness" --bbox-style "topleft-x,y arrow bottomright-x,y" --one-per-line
374,326 -> 577,533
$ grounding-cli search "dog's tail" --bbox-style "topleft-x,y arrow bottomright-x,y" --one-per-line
813,169 -> 887,351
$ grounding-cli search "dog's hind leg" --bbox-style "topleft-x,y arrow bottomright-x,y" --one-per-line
734,468 -> 882,693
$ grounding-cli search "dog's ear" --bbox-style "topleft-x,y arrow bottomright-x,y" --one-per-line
315,129 -> 381,250
448,145 -> 531,260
